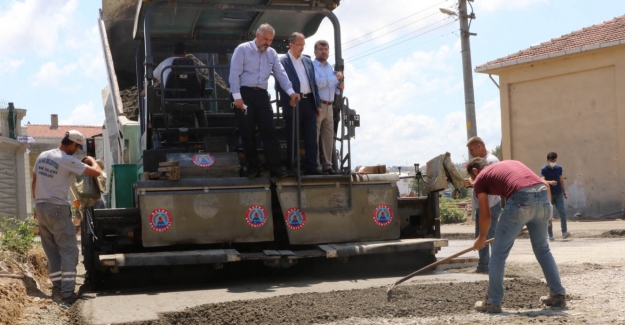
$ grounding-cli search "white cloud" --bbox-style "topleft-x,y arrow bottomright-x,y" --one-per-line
332,41 -> 502,167
27,24 -> 105,89
0,58 -> 25,74
476,0 -> 548,12
29,61 -> 78,87
0,0 -> 78,58
305,0 -> 457,65
59,101 -> 104,126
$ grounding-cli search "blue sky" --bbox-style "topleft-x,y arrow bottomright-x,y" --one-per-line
1,0 -> 624,166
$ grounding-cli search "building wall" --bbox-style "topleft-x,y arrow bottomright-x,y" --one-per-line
0,107 -> 30,218
493,45 -> 625,217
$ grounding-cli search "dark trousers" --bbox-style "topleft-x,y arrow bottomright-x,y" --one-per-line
235,87 -> 281,170
284,96 -> 318,172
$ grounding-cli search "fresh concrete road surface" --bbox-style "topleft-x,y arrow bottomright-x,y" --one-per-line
80,220 -> 625,325
80,272 -> 490,324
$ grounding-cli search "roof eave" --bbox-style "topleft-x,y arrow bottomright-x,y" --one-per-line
475,39 -> 625,74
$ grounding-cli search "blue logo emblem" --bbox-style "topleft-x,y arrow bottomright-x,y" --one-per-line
246,205 -> 267,227
192,154 -> 215,167
373,205 -> 393,226
285,208 -> 306,230
149,208 -> 173,232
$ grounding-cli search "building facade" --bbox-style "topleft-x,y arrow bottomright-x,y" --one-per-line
476,15 -> 625,218
0,105 -> 30,218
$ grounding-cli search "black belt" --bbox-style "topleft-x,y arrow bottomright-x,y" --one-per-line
300,93 -> 312,98
321,100 -> 333,105
241,86 -> 266,91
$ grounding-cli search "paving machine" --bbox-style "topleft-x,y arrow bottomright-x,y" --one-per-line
86,0 -> 459,288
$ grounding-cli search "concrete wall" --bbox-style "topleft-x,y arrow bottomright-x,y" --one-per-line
0,108 -> 30,218
490,45 -> 625,217
0,108 -> 26,138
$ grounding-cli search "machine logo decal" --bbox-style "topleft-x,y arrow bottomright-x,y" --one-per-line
149,208 -> 173,232
246,205 -> 268,227
373,205 -> 393,226
192,154 -> 215,167
285,208 -> 306,230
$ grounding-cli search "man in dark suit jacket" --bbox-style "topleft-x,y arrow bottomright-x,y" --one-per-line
277,32 -> 325,175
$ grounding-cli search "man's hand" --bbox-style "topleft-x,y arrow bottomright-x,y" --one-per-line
335,71 -> 343,80
464,178 -> 474,188
563,193 -> 568,199
233,99 -> 246,111
317,107 -> 321,117
289,93 -> 301,107
33,211 -> 37,220
82,156 -> 95,166
473,236 -> 487,250
337,81 -> 344,90
548,180 -> 557,186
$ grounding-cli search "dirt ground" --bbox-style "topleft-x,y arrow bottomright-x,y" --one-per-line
6,227 -> 625,325
0,246 -> 84,325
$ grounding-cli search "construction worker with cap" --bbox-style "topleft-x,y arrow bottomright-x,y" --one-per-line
31,130 -> 101,303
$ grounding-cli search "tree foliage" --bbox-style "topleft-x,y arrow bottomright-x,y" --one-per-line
439,198 -> 467,224
491,144 -> 502,160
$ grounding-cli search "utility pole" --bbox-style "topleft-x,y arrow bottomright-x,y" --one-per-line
458,0 -> 478,145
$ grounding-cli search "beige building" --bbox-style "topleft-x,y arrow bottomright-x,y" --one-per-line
0,104 -> 30,218
476,15 -> 625,218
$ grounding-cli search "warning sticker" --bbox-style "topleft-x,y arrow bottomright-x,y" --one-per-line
192,154 -> 215,167
373,204 -> 393,226
149,208 -> 173,232
246,205 -> 268,227
285,208 -> 306,230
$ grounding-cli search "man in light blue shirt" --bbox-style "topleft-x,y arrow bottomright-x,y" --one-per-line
313,40 -> 344,174
229,24 -> 300,178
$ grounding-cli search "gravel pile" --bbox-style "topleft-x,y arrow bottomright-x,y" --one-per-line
123,278 -> 551,325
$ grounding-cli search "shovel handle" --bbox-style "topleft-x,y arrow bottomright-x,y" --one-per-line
387,227 -> 528,295
391,237 -> 494,288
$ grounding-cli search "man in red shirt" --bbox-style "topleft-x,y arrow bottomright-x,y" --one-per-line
467,158 -> 566,313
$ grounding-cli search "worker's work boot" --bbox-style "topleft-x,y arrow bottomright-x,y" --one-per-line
474,300 -> 502,313
51,288 -> 62,300
61,292 -> 79,304
540,294 -> 566,308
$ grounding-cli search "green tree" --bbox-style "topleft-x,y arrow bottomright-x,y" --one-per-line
439,198 -> 467,224
409,177 -> 427,196
491,144 -> 502,160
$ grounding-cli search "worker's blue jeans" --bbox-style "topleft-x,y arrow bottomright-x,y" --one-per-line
487,184 -> 566,305
547,192 -> 568,236
475,201 -> 502,272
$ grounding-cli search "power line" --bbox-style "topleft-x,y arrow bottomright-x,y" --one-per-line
348,17 -> 453,60
347,20 -> 457,63
347,19 -> 456,62
349,31 -> 457,69
342,0 -> 451,45
344,11 -> 440,52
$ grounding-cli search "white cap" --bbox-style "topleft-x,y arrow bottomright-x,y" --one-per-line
64,130 -> 85,150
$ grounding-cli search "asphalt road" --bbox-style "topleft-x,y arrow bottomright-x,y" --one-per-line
79,220 -> 625,325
